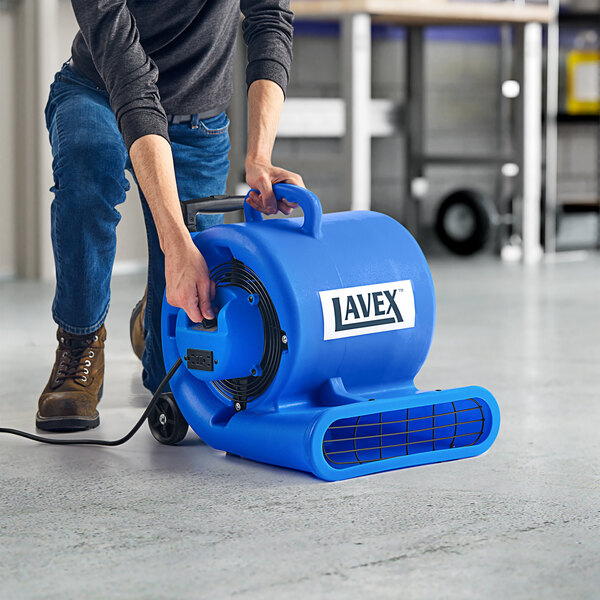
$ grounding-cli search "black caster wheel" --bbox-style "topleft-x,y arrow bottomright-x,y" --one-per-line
435,189 -> 494,256
148,392 -> 189,445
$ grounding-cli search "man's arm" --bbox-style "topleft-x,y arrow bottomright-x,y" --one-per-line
245,80 -> 303,215
129,136 -> 215,323
241,0 -> 304,213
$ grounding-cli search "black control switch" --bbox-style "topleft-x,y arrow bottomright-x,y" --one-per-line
202,317 -> 218,329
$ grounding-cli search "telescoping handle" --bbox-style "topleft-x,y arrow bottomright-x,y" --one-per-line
180,195 -> 246,231
244,183 -> 323,240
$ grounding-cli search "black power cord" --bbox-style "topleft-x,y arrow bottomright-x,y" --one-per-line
0,358 -> 183,446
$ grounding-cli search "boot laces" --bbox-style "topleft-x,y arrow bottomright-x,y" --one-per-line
55,334 -> 99,386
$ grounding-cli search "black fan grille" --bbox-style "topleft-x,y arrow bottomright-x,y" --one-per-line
323,398 -> 485,466
210,258 -> 285,404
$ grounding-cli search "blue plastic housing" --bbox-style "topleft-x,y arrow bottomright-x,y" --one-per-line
162,184 -> 500,481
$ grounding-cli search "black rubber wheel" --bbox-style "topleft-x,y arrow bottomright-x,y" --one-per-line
148,392 -> 189,445
435,189 -> 492,256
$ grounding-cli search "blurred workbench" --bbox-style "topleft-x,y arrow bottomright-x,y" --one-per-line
229,1 -> 555,263
292,0 -> 552,25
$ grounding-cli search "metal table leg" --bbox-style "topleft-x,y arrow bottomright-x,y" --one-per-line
544,1 -> 560,255
227,27 -> 248,196
517,22 -> 544,264
341,13 -> 372,211
404,26 -> 425,237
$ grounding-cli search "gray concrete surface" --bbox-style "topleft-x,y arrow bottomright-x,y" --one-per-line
1,256 -> 599,599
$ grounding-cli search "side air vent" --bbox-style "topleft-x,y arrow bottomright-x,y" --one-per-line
323,398 -> 486,467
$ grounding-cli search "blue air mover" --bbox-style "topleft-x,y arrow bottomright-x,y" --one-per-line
156,184 -> 500,481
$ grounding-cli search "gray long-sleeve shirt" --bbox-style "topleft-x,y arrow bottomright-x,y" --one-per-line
70,0 -> 294,150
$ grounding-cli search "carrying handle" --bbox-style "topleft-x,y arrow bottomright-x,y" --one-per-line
243,183 -> 323,239
181,195 -> 245,231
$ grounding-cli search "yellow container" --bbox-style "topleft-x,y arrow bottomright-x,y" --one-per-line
566,49 -> 600,114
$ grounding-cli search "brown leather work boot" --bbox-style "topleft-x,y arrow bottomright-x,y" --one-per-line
36,325 -> 106,431
129,288 -> 147,361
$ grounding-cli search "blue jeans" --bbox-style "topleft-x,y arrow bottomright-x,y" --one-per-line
44,62 -> 230,393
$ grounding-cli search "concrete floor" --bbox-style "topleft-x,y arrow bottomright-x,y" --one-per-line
1,255 -> 599,599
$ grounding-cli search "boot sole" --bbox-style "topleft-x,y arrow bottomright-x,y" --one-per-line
35,412 -> 100,432
35,384 -> 103,433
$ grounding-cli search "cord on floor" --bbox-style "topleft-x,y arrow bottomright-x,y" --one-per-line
0,358 -> 183,446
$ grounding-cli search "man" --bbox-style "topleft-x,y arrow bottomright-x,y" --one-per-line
36,0 -> 303,431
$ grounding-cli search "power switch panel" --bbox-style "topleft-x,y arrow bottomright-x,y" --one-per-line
186,349 -> 214,372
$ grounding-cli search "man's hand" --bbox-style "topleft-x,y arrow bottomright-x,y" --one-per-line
164,237 -> 215,323
245,159 -> 304,215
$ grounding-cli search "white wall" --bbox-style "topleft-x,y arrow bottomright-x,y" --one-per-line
0,7 -> 17,279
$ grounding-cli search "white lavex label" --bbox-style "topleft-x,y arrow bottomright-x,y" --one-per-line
319,280 -> 415,340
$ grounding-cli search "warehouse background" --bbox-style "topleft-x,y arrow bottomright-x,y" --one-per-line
0,0 -> 597,280
1,2 -> 599,598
